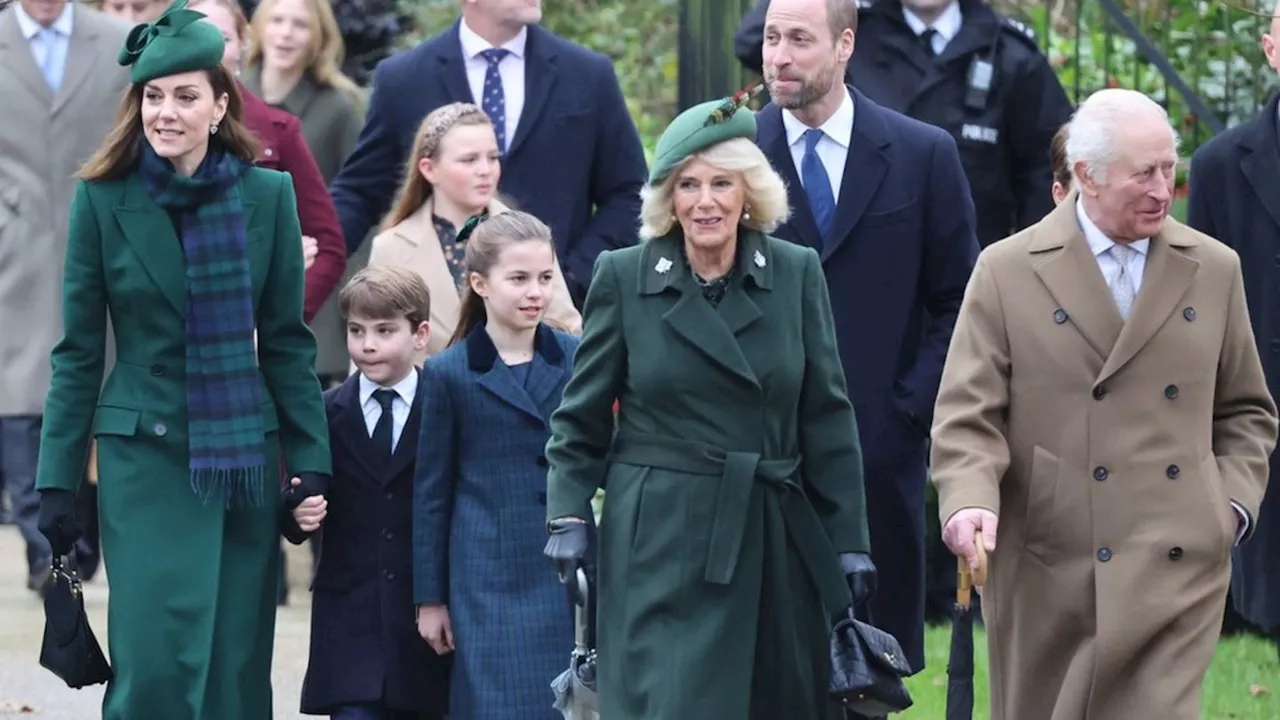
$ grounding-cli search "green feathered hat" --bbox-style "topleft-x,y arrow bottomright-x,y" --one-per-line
117,0 -> 226,85
647,82 -> 766,186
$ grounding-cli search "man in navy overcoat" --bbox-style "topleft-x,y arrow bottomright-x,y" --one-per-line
755,0 -> 980,675
328,2 -> 647,303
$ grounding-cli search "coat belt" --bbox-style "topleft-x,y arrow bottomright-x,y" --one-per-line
609,432 -> 850,613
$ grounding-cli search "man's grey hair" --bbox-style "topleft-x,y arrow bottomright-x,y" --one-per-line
1064,88 -> 1180,184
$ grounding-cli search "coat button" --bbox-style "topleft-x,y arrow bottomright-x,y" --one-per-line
1183,307 -> 1196,321
1272,339 -> 1280,355
264,147 -> 274,157
385,492 -> 394,500
1166,464 -> 1180,479
384,570 -> 395,580
1053,308 -> 1068,324
1168,546 -> 1183,561
535,455 -> 549,469
153,423 -> 168,437
1164,384 -> 1178,399
1092,385 -> 1106,400
1097,547 -> 1112,562
383,529 -> 394,541
150,364 -> 165,376
1093,466 -> 1108,481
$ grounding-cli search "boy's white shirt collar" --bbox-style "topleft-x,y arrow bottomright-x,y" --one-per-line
358,369 -> 418,407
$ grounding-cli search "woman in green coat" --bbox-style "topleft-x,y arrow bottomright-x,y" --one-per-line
542,92 -> 876,718
33,3 -> 331,718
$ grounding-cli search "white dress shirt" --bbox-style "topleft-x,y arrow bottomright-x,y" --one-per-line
14,1 -> 73,89
781,87 -> 855,201
902,1 -> 963,55
458,19 -> 527,149
1076,198 -> 1250,544
359,371 -> 418,453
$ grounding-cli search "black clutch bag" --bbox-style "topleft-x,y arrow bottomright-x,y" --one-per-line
829,609 -> 914,715
39,555 -> 112,689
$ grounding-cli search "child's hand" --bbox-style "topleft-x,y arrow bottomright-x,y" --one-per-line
302,235 -> 318,270
289,477 -> 327,532
416,604 -> 454,655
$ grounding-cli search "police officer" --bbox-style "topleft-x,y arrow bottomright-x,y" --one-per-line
736,0 -> 1073,247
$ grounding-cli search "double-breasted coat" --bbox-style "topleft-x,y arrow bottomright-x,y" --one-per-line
36,168 -> 332,720
545,230 -> 869,719
414,324 -> 580,719
1187,94 -> 1280,635
368,196 -> 582,363
930,196 -> 1278,719
301,370 -> 450,716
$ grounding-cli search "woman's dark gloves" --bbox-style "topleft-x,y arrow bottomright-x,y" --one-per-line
543,517 -> 590,580
279,472 -> 330,545
37,489 -> 81,557
840,551 -> 877,605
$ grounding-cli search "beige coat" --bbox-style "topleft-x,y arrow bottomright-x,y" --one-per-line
0,7 -> 131,414
367,197 -> 581,363
930,197 -> 1278,720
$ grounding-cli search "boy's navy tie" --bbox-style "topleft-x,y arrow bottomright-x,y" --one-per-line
371,389 -> 397,456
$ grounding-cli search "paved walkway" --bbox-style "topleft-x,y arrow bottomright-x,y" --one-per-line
0,526 -> 316,718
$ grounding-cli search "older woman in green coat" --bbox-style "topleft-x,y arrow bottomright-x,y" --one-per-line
33,3 -> 331,718
542,91 -> 876,718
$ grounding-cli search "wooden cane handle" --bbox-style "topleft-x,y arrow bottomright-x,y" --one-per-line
971,529 -> 989,587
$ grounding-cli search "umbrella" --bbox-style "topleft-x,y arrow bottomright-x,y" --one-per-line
551,568 -> 599,719
946,530 -> 989,720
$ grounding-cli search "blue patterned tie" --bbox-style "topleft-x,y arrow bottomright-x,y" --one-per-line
479,48 -> 510,153
802,129 -> 836,238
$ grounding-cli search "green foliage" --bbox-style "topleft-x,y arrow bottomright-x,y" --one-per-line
900,624 -> 1279,718
398,0 -> 679,160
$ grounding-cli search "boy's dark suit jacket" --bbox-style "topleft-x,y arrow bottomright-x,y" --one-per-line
299,369 -> 449,716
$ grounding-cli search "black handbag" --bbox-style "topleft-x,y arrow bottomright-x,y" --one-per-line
829,609 -> 914,715
39,555 -> 113,689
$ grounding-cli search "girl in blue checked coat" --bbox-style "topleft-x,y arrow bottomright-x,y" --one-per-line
412,210 -> 584,719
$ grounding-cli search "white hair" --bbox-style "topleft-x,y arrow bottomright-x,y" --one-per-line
1064,88 -> 1180,184
638,138 -> 790,240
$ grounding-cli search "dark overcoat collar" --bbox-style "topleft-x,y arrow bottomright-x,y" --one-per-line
1236,93 -> 1280,232
756,86 -> 893,260
465,323 -> 568,425
330,368 -> 427,485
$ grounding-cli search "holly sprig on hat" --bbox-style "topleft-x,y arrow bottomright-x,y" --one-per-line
703,81 -> 766,127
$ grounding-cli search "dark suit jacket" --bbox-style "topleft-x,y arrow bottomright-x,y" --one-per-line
755,88 -> 979,670
328,21 -> 647,299
1187,94 -> 1280,633
300,370 -> 449,714
239,83 -> 346,322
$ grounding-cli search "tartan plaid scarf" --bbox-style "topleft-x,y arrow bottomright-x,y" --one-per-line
138,144 -> 268,509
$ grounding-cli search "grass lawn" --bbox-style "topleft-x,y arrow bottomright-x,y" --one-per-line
898,624 -> 1279,719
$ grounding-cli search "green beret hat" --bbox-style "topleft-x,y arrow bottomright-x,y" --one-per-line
118,0 -> 226,86
648,83 -> 765,186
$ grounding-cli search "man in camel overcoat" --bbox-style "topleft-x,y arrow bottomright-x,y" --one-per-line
930,88 -> 1278,719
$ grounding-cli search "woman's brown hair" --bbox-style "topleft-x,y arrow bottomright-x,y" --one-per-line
1050,123 -> 1072,189
448,211 -> 558,347
78,64 -> 260,181
381,102 -> 495,231
244,0 -> 366,111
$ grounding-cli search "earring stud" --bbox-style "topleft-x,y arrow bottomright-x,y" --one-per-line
209,123 -> 219,135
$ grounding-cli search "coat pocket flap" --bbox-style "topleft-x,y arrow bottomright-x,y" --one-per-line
93,407 -> 140,437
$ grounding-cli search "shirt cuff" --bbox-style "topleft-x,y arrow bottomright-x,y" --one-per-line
1230,501 -> 1250,546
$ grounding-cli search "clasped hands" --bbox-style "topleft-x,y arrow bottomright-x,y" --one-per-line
282,472 -> 329,543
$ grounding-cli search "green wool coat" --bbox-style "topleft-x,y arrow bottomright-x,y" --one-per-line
36,166 -> 331,720
546,229 -> 870,719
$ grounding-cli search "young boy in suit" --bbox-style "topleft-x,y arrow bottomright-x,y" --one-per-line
285,265 -> 449,719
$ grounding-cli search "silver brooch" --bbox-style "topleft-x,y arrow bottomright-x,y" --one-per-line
655,257 -> 673,274
753,250 -> 766,268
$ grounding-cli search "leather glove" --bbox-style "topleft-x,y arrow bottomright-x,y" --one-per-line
37,489 -> 81,558
282,472 -> 329,511
543,517 -> 590,593
840,551 -> 877,606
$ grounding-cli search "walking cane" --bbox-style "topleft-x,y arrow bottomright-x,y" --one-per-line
946,531 -> 988,720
